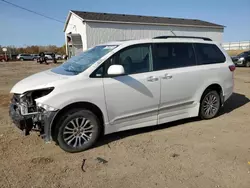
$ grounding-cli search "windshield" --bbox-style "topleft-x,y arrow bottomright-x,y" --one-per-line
51,45 -> 117,75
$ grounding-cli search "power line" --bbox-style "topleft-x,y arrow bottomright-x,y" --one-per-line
0,0 -> 65,24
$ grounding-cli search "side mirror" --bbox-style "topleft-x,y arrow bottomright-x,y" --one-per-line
107,65 -> 125,76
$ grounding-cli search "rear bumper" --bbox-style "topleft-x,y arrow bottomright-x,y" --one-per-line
224,84 -> 234,102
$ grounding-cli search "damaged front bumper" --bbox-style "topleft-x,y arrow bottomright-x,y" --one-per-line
9,94 -> 57,142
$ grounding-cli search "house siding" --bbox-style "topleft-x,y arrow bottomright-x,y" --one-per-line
85,22 -> 223,49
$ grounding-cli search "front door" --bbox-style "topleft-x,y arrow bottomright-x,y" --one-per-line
102,44 -> 161,132
152,42 -> 201,124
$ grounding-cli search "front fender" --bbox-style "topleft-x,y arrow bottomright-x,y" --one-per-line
35,81 -> 109,125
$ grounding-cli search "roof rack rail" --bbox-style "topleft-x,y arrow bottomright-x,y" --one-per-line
153,36 -> 212,41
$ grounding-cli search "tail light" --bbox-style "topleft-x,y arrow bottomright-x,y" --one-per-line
229,65 -> 236,72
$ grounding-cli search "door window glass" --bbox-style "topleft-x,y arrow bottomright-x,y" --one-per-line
153,43 -> 196,70
113,44 -> 151,74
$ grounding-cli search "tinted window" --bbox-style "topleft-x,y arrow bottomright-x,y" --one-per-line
153,43 -> 196,70
105,44 -> 151,75
94,65 -> 104,77
194,43 -> 225,65
238,51 -> 250,57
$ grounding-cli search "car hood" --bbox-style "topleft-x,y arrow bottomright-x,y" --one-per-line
10,69 -> 71,94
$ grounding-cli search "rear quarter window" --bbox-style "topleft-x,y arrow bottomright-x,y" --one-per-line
194,43 -> 226,65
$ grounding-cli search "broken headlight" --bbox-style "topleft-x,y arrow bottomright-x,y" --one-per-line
36,102 -> 57,112
31,87 -> 55,100
16,87 -> 55,115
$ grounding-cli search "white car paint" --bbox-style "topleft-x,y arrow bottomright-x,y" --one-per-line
10,70 -> 70,94
107,64 -> 125,75
10,38 -> 234,135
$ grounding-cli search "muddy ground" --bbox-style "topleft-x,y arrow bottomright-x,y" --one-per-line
0,61 -> 250,188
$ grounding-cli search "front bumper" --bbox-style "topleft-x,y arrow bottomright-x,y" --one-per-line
233,59 -> 245,66
9,98 -> 57,142
9,103 -> 33,134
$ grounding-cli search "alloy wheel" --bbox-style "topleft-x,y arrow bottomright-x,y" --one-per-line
203,93 -> 220,117
63,117 -> 94,148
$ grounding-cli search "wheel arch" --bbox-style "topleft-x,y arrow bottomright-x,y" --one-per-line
200,83 -> 224,106
50,101 -> 105,142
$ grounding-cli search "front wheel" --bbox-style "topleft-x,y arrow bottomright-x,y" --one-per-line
245,61 -> 250,67
56,109 -> 101,153
199,90 -> 221,119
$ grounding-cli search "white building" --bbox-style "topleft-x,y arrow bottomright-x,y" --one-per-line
64,10 -> 224,57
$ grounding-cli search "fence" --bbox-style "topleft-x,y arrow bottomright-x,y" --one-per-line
222,41 -> 250,50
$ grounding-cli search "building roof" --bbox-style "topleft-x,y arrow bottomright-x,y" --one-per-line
70,10 -> 224,29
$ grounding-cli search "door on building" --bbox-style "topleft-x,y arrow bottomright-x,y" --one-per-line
67,34 -> 83,57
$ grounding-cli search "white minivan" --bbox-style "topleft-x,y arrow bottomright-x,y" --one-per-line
9,36 -> 235,152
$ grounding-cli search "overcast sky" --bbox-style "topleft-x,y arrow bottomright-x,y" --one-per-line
0,0 -> 249,46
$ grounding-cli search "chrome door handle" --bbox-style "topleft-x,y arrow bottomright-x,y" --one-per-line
162,73 -> 173,79
147,76 -> 159,82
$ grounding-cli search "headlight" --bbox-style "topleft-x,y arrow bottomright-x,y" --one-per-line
36,102 -> 57,112
239,57 -> 245,61
31,87 -> 54,99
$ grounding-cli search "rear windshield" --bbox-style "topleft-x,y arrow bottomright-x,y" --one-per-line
51,45 -> 117,75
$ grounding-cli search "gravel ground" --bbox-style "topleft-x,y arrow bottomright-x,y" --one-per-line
0,61 -> 250,188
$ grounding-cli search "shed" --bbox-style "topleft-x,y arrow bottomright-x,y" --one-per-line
64,10 -> 224,56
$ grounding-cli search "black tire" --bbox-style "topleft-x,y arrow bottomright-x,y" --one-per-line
199,90 -> 221,120
56,108 -> 101,153
245,61 -> 250,67
20,58 -> 24,61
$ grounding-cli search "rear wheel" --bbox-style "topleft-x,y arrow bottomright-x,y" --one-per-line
56,109 -> 101,153
199,90 -> 221,119
245,61 -> 250,67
